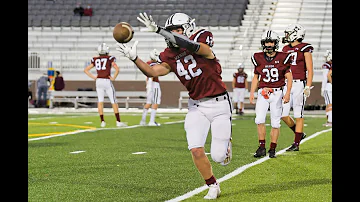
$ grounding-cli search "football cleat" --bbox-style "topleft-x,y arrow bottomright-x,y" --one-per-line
148,122 -> 161,126
268,148 -> 276,158
220,137 -> 232,166
301,133 -> 306,142
204,183 -> 221,200
139,120 -> 147,126
116,122 -> 128,127
286,143 -> 299,151
322,122 -> 332,127
254,146 -> 266,158
100,121 -> 106,128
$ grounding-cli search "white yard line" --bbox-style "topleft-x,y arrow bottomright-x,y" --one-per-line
165,128 -> 332,202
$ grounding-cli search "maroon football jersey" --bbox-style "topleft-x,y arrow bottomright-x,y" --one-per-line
146,60 -> 159,83
158,29 -> 226,100
282,42 -> 314,80
233,72 -> 248,88
322,61 -> 332,83
90,55 -> 116,79
251,52 -> 292,89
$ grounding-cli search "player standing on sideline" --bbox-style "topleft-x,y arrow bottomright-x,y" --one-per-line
321,50 -> 332,127
250,30 -> 293,158
116,12 -> 232,200
140,49 -> 162,126
280,24 -> 314,151
232,63 -> 248,115
84,43 -> 127,128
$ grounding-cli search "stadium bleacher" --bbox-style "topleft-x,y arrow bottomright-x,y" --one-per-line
28,0 -> 248,28
28,0 -> 331,79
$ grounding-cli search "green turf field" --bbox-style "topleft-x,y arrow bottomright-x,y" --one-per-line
28,112 -> 332,202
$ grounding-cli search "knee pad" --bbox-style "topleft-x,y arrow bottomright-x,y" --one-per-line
293,106 -> 303,118
271,121 -> 281,128
255,117 -> 266,125
211,152 -> 226,163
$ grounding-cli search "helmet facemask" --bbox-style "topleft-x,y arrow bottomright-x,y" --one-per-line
261,30 -> 280,54
237,63 -> 245,72
282,24 -> 306,43
324,50 -> 332,62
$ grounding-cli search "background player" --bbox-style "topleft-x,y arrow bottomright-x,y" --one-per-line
280,24 -> 314,151
250,30 -> 293,158
116,12 -> 232,200
232,63 -> 248,115
140,49 -> 162,126
84,43 -> 127,128
321,50 -> 332,127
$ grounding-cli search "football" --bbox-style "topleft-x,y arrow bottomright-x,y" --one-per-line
113,22 -> 134,43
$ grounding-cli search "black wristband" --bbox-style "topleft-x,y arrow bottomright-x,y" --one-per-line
155,26 -> 162,33
131,56 -> 138,62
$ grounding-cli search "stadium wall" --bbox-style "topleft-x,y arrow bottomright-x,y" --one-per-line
29,80 -> 325,108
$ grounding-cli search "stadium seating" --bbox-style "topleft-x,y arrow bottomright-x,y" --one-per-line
28,0 -> 331,76
27,0 -> 248,27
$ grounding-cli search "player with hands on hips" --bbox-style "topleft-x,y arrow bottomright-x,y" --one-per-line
117,12 -> 232,200
84,43 -> 127,128
139,49 -> 162,127
232,63 -> 248,115
280,24 -> 314,152
321,50 -> 332,127
249,30 -> 293,158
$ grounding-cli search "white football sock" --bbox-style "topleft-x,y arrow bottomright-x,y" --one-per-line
150,109 -> 157,123
141,108 -> 148,122
327,110 -> 332,122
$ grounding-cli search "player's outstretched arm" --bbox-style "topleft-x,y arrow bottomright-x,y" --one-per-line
137,12 -> 213,57
116,41 -> 170,77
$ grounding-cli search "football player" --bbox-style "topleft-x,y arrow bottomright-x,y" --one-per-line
116,12 -> 232,200
232,63 -> 248,115
84,43 -> 127,128
249,30 -> 293,158
321,50 -> 332,127
140,49 -> 162,126
280,24 -> 314,151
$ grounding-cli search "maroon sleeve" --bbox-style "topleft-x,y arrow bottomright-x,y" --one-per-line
191,29 -> 214,47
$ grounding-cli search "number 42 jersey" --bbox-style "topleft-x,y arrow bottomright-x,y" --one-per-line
158,29 -> 227,100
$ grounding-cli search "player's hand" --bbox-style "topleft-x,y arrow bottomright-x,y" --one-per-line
116,41 -> 138,61
320,90 -> 324,97
249,93 -> 255,104
137,12 -> 159,32
283,93 -> 290,103
108,76 -> 115,81
303,86 -> 314,97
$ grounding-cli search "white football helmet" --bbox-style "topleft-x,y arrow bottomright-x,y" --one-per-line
149,49 -> 159,61
164,13 -> 196,38
237,63 -> 245,69
97,43 -> 109,55
261,30 -> 280,53
324,50 -> 332,61
282,24 -> 306,43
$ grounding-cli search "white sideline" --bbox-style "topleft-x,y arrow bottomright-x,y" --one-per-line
165,128 -> 332,202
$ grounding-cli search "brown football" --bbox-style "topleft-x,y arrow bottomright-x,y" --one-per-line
113,22 -> 134,43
